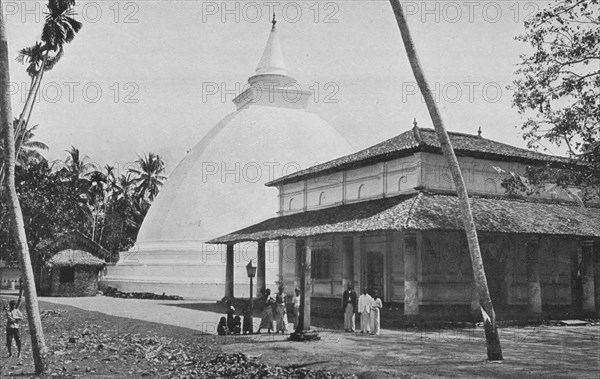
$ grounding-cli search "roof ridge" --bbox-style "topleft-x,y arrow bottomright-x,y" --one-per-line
412,125 -> 422,144
419,128 -> 478,139
403,192 -> 422,229
419,128 -> 566,159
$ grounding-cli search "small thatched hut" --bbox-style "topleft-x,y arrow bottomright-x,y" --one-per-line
46,249 -> 106,297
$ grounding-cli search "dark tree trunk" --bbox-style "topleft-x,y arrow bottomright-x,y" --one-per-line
0,3 -> 48,372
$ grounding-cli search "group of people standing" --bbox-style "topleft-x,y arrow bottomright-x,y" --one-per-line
219,286 -> 301,336
219,284 -> 382,337
256,287 -> 301,334
342,284 -> 382,335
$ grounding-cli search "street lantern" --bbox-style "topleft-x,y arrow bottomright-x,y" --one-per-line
246,259 -> 257,300
246,260 -> 256,334
246,259 -> 257,279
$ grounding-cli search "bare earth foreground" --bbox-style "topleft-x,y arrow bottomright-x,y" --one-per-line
0,296 -> 598,378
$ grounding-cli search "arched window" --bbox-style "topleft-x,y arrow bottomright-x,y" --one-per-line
357,184 -> 366,199
318,192 -> 326,205
288,198 -> 295,210
398,176 -> 407,192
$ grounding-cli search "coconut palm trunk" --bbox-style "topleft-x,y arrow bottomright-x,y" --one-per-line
0,2 -> 49,373
0,54 -> 43,193
388,0 -> 502,360
23,51 -> 49,128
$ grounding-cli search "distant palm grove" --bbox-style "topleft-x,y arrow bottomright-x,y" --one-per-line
0,121 -> 167,270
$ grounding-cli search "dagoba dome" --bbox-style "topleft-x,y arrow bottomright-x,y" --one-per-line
104,19 -> 353,299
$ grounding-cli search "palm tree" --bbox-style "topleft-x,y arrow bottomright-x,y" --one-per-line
1,0 -> 80,191
61,146 -> 94,184
0,2 -> 48,373
87,169 -> 110,242
16,123 -> 49,168
56,147 -> 95,228
26,0 -> 81,124
129,153 -> 167,201
14,42 -> 63,137
388,0 -> 502,360
13,0 -> 80,139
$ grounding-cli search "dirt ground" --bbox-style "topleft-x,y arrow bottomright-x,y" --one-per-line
1,296 -> 598,378
219,322 -> 599,378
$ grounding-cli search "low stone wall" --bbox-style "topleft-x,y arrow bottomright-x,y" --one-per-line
50,266 -> 99,297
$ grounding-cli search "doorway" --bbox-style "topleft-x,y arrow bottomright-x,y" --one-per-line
366,251 -> 384,297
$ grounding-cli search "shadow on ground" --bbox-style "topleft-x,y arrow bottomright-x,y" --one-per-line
163,301 -> 227,314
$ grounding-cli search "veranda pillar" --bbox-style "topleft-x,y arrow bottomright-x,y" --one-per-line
353,235 -> 361,291
581,240 -> 595,314
224,244 -> 234,299
342,236 -> 354,288
257,241 -> 266,297
297,238 -> 312,332
404,232 -> 419,316
525,237 -> 542,317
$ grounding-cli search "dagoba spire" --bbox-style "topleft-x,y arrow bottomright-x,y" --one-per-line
235,18 -> 311,110
254,13 -> 288,77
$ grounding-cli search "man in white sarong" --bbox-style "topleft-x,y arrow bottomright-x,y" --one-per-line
370,292 -> 382,335
357,287 -> 373,334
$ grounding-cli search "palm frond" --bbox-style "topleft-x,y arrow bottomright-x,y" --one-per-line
23,141 -> 49,150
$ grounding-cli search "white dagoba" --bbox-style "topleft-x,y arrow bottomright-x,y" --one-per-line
103,18 -> 353,299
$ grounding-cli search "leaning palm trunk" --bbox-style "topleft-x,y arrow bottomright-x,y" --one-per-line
389,0 -> 502,360
12,64 -> 42,153
23,51 -> 49,129
16,51 -> 48,158
0,52 -> 47,193
0,3 -> 48,373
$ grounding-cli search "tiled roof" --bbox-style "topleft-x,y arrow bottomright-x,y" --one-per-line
47,249 -> 106,268
207,193 -> 600,243
266,127 -> 571,186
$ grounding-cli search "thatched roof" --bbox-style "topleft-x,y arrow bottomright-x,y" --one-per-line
208,192 -> 600,244
46,249 -> 106,268
266,127 -> 572,187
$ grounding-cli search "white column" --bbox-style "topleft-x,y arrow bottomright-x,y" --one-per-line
404,232 -> 419,316
526,237 -> 542,316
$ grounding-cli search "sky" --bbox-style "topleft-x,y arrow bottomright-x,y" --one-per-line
2,0 -> 560,174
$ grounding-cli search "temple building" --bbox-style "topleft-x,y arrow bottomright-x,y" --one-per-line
103,19 -> 353,299
209,125 -> 600,321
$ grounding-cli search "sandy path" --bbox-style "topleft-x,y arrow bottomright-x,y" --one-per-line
39,296 -> 239,334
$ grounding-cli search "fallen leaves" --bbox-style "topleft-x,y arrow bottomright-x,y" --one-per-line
1,301 -> 356,378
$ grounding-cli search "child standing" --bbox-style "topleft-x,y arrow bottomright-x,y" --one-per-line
6,300 -> 23,358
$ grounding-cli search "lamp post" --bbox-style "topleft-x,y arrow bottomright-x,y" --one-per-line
246,259 -> 256,333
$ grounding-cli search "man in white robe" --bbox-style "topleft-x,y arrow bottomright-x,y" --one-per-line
370,292 -> 382,335
357,287 -> 373,334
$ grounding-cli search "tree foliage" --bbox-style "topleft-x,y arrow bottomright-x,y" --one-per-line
0,149 -> 167,265
511,0 -> 600,200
